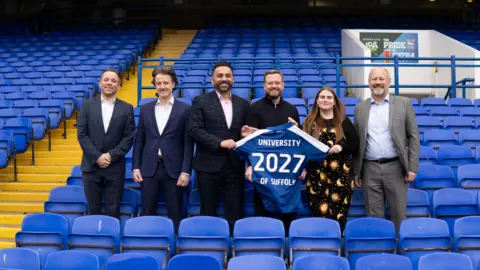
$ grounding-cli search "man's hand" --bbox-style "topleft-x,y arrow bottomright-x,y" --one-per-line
245,166 -> 253,182
288,117 -> 299,127
405,171 -> 416,183
177,173 -> 190,187
220,139 -> 236,149
241,125 -> 259,137
328,144 -> 343,155
96,154 -> 111,168
299,169 -> 306,180
354,175 -> 362,188
133,170 -> 143,183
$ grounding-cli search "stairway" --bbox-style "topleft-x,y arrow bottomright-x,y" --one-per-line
0,28 -> 196,248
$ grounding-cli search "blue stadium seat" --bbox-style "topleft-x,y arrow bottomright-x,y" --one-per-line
348,189 -> 366,220
292,254 -> 350,270
102,188 -> 137,231
38,100 -> 64,129
228,254 -> 286,270
457,164 -> 480,189
288,217 -> 341,264
421,98 -> 447,110
430,107 -> 459,118
444,116 -> 475,131
454,216 -> 480,269
0,248 -> 41,270
106,254 -> 160,270
448,98 -> 474,108
433,188 -> 478,235
177,216 -> 230,268
415,165 -> 455,204
399,218 -> 451,270
167,254 -> 221,270
437,145 -> 475,172
422,130 -> 458,148
15,213 -> 69,265
233,217 -> 285,258
66,165 -> 82,186
344,217 -> 396,269
418,252 -> 473,270
69,215 -> 121,268
121,216 -> 174,269
419,146 -> 437,165
356,254 -> 412,270
44,250 -> 100,270
44,186 -> 87,230
460,107 -> 480,117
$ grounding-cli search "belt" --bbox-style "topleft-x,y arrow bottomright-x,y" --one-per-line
366,156 -> 399,164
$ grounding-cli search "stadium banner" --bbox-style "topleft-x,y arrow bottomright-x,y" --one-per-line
359,32 -> 419,63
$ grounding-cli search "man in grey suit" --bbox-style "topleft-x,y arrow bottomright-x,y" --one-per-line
353,67 -> 420,232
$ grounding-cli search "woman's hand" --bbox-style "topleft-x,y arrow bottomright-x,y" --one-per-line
328,144 -> 342,155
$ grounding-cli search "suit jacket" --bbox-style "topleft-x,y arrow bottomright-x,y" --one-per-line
132,99 -> 193,179
188,91 -> 249,173
353,95 -> 420,176
77,97 -> 136,173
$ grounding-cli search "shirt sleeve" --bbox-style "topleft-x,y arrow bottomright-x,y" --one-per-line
288,125 -> 330,161
339,117 -> 359,155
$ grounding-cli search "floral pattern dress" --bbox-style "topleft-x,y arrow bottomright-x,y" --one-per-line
305,120 -> 355,231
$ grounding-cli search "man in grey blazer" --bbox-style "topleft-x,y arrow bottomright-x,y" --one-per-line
353,67 -> 420,232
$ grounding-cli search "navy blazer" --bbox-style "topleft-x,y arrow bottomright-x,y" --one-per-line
132,99 -> 193,179
77,97 -> 136,173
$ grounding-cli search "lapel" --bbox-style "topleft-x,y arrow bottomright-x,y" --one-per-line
231,95 -> 239,129
105,99 -> 120,135
162,99 -> 181,136
362,99 -> 372,138
211,91 -> 229,129
388,95 -> 396,131
94,97 -> 105,134
149,101 -> 161,137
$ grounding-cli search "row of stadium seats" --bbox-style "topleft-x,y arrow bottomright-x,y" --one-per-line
12,212 -> 480,269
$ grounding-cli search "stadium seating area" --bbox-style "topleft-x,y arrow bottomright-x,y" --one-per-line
4,15 -> 480,269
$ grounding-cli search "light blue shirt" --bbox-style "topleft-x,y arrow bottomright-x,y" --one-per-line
364,96 -> 398,160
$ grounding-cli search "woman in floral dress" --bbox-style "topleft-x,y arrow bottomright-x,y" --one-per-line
302,86 -> 359,231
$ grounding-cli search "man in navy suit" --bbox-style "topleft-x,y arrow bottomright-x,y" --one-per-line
132,66 -> 193,232
188,61 -> 250,232
77,69 -> 136,219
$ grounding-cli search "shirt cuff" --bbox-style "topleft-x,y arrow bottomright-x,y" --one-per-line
181,172 -> 190,177
133,169 -> 140,172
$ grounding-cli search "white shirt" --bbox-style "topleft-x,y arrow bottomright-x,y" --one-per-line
155,96 -> 175,156
216,91 -> 233,128
101,96 -> 115,133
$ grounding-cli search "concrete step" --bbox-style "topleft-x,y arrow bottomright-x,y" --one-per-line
34,145 -> 81,151
0,226 -> 20,239
18,151 -> 82,159
0,174 -> 68,183
0,182 -> 62,192
2,166 -> 73,174
15,158 -> 80,166
0,214 -> 25,226
0,202 -> 44,213
0,240 -> 16,249
0,191 -> 49,202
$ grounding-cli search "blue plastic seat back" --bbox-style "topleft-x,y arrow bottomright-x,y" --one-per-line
233,217 -> 285,258
122,216 -> 174,269
177,216 -> 230,268
454,216 -> 480,269
415,165 -> 455,205
228,254 -> 286,270
69,215 -> 121,268
344,218 -> 397,268
356,254 -> 412,270
0,247 -> 41,269
433,188 -> 478,236
449,98 -> 473,107
292,254 -> 350,270
4,117 -> 32,153
106,254 -> 160,270
422,130 -> 459,148
444,116 -> 475,131
460,107 -> 480,117
419,146 -> 437,165
44,250 -> 100,270
457,164 -> 480,189
416,116 -> 443,132
44,186 -> 87,230
289,218 -> 341,263
167,254 -> 221,270
459,130 -> 480,150
66,165 -> 82,186
399,217 -> 451,269
348,189 -> 366,220
418,252 -> 473,270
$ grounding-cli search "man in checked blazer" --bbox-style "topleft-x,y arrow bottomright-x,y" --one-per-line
188,61 -> 250,231
353,67 -> 420,232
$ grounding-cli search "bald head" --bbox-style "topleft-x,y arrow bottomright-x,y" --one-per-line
368,67 -> 391,100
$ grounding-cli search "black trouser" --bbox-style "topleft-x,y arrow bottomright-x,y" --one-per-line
140,158 -> 184,233
82,169 -> 125,219
254,187 -> 296,235
197,158 -> 245,233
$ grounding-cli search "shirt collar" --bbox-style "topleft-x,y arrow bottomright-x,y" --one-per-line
263,95 -> 283,107
216,90 -> 232,101
156,96 -> 175,106
101,95 -> 116,104
371,94 -> 390,104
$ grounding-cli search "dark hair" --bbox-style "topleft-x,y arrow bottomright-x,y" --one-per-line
151,66 -> 178,87
100,68 -> 121,81
212,61 -> 233,74
264,70 -> 284,81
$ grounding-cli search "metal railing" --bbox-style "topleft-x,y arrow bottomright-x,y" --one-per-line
136,55 -> 480,104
